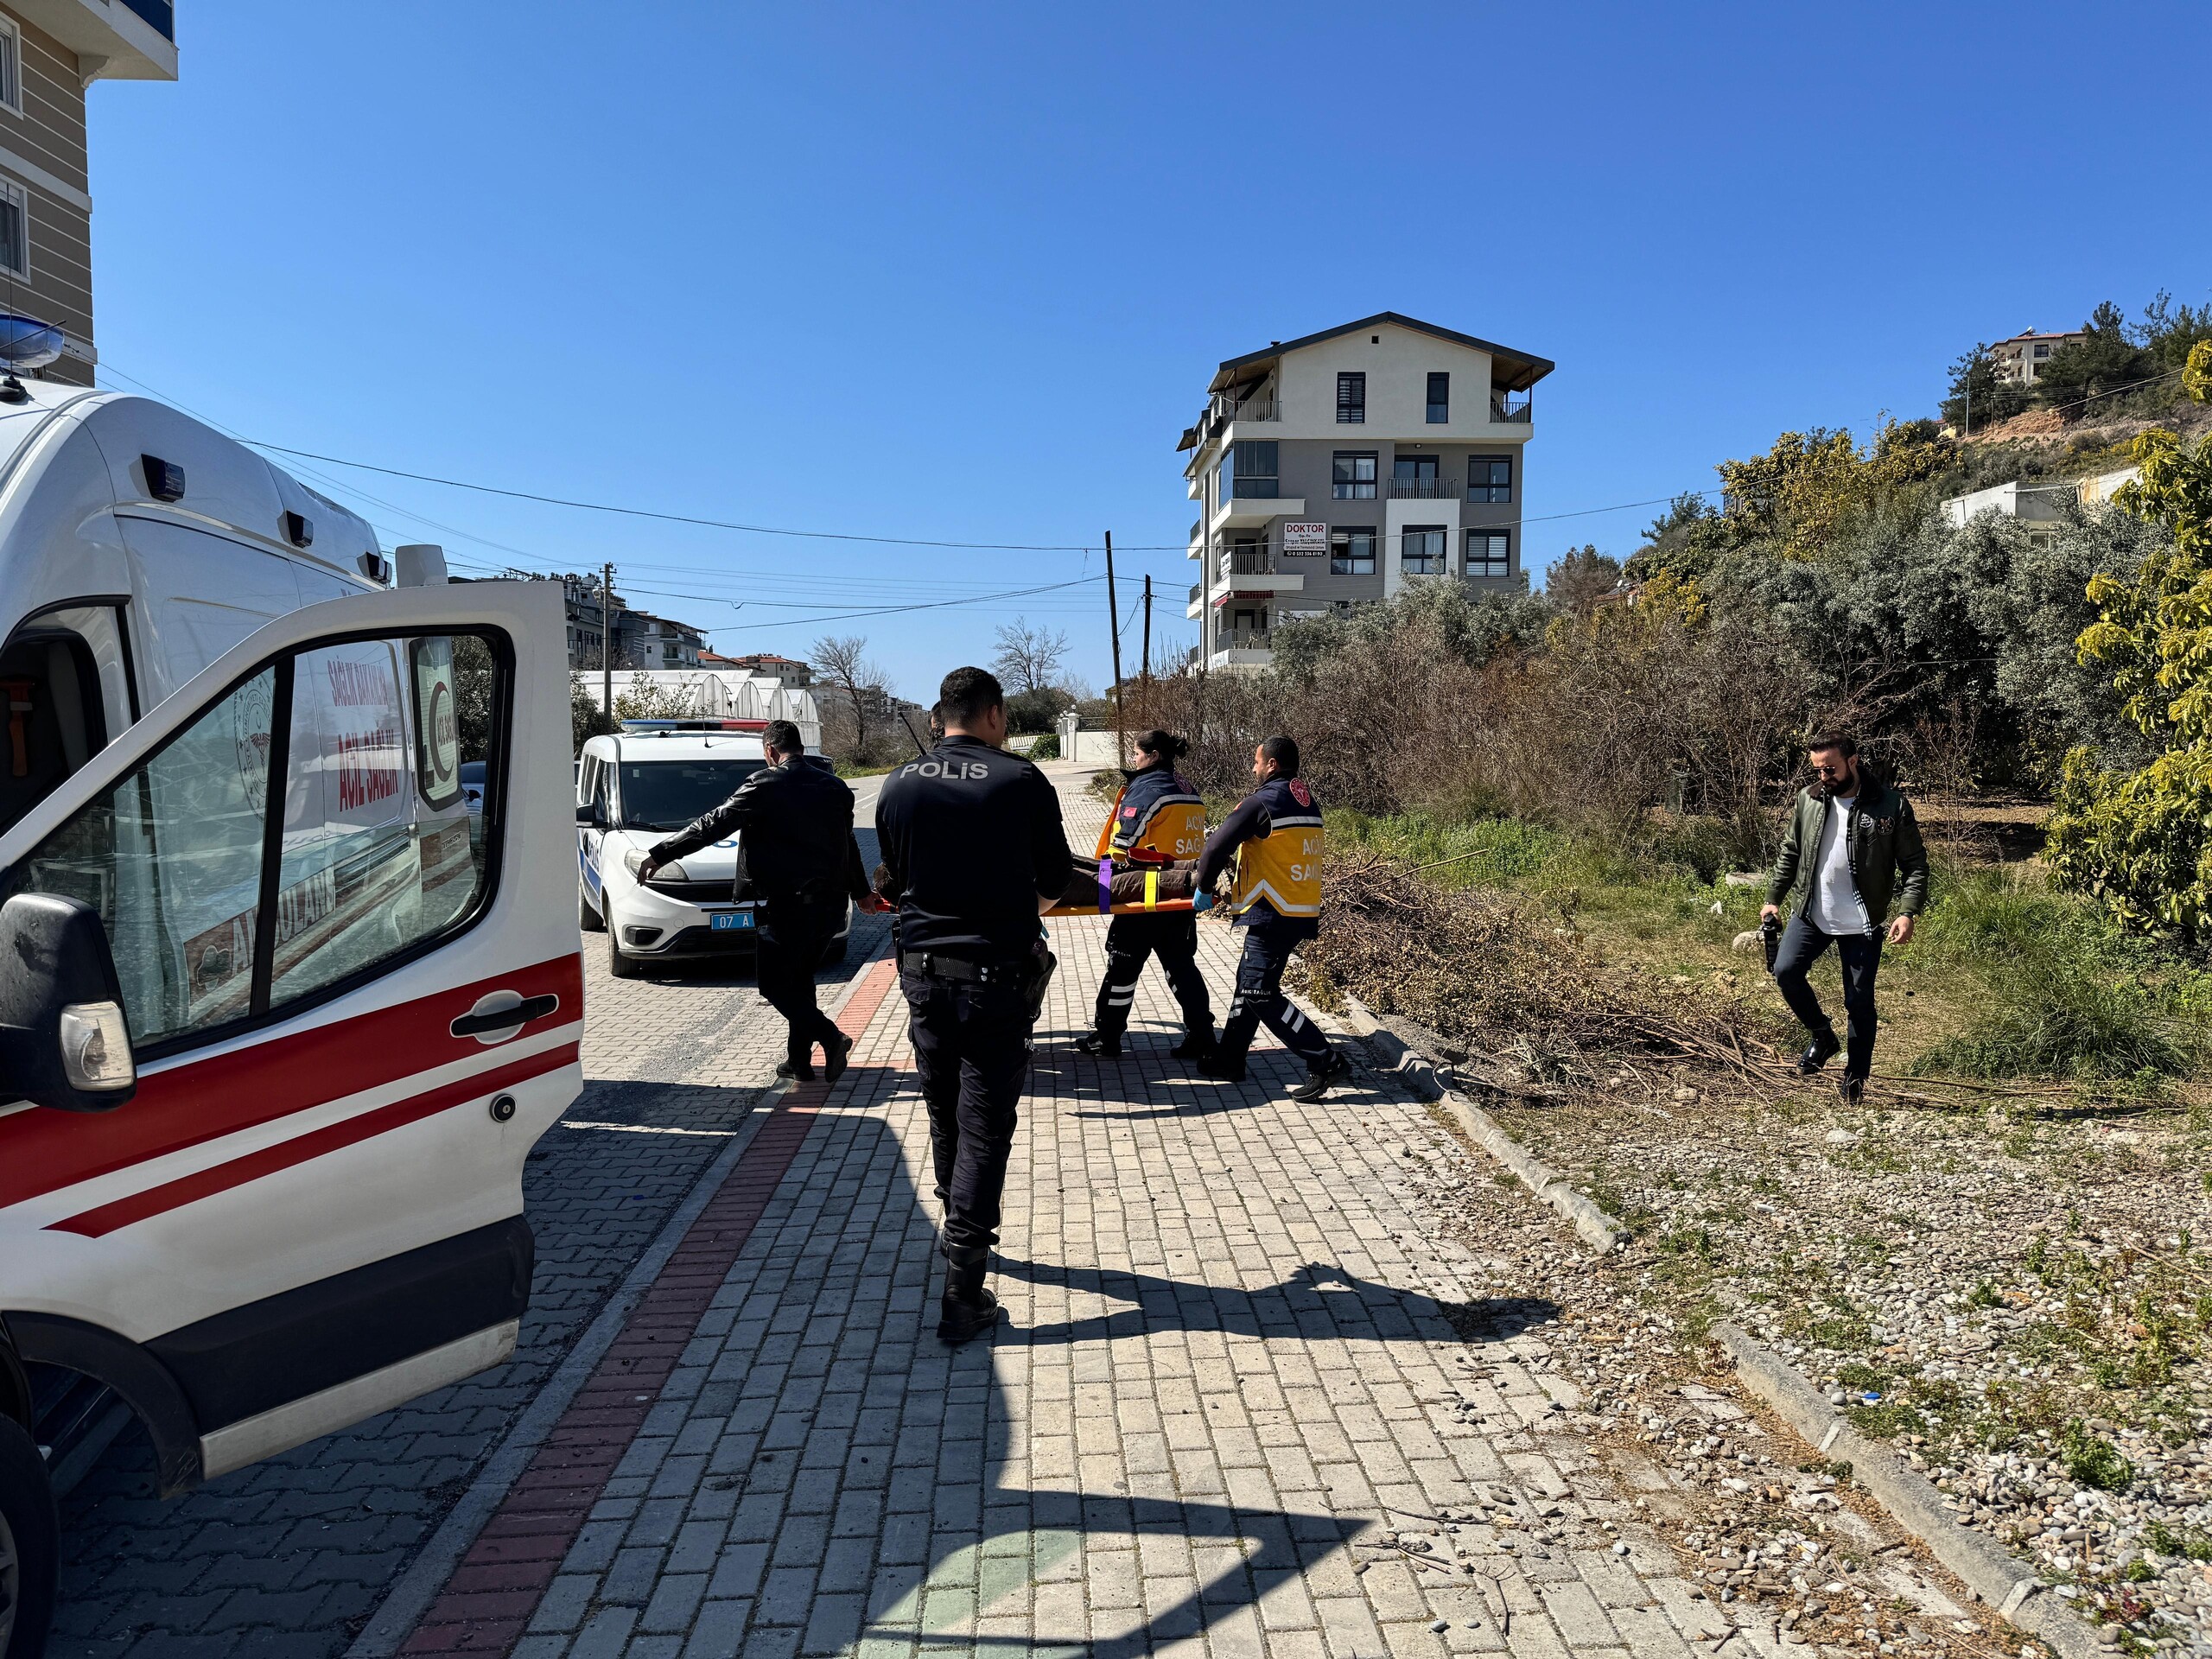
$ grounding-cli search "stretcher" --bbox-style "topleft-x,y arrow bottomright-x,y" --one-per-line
1042,856 -> 1215,918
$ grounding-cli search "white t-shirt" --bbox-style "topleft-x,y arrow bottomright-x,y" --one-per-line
1810,795 -> 1871,935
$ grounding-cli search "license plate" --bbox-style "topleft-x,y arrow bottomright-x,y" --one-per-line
710,911 -> 756,932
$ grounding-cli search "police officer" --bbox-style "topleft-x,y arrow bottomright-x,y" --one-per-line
639,719 -> 878,1083
1195,734 -> 1353,1102
874,667 -> 1073,1342
1072,728 -> 1215,1060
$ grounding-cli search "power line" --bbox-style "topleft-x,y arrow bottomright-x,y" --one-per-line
635,574 -> 1106,633
238,440 -> 1128,553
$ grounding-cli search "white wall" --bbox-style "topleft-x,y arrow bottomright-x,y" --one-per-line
1273,323 -> 1503,441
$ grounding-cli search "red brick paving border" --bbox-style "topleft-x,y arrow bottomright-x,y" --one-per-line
397,959 -> 899,1657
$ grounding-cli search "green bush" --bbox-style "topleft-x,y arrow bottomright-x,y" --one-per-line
2062,1419 -> 2135,1491
1026,732 -> 1060,761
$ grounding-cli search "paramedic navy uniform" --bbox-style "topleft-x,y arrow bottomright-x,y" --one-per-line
874,734 -> 1072,1252
1090,757 -> 1215,1049
1195,772 -> 1336,1071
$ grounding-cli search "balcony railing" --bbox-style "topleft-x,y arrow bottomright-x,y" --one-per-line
1223,547 -> 1273,576
1386,475 -> 1461,499
1213,628 -> 1272,654
1225,479 -> 1280,499
1187,518 -> 1202,545
1491,392 -> 1534,423
123,0 -> 175,39
1188,582 -> 1203,605
1210,391 -> 1279,423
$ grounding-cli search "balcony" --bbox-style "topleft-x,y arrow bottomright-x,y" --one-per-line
1211,490 -> 1304,529
1386,474 -> 1461,499
24,0 -> 179,77
1491,391 -> 1534,424
1208,389 -> 1279,426
1212,545 -> 1305,596
1186,581 -> 1205,620
1208,629 -> 1274,670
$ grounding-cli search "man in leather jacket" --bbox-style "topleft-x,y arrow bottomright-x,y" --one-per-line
640,720 -> 874,1082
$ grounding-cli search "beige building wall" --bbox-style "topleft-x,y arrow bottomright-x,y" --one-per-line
0,6 -> 94,383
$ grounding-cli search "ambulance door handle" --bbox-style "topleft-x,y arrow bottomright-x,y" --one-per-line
450,994 -> 559,1039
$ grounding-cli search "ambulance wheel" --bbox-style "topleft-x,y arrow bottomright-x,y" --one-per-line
579,883 -> 605,932
0,1412 -> 58,1659
607,927 -> 642,980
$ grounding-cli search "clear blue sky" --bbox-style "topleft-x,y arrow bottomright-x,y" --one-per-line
85,2 -> 2209,699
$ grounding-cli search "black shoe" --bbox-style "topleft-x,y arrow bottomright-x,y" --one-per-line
822,1030 -> 853,1084
775,1058 -> 816,1082
1289,1051 -> 1354,1103
1796,1030 -> 1840,1076
1169,1031 -> 1217,1060
937,1246 -> 1001,1344
1073,1032 -> 1121,1058
1195,1052 -> 1246,1083
1838,1073 -> 1866,1105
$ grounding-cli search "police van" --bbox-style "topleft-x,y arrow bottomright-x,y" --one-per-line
0,382 -> 582,1656
577,725 -> 852,978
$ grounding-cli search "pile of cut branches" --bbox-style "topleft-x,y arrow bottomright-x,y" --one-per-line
1295,847 -> 1778,1095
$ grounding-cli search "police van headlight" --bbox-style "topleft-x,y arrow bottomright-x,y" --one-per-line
623,849 -> 687,882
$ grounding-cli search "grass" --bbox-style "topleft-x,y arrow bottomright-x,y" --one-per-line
1326,807 -> 2212,1090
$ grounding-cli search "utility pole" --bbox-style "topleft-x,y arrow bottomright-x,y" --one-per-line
601,562 -> 615,723
1103,531 -> 1125,766
1140,574 -> 1153,727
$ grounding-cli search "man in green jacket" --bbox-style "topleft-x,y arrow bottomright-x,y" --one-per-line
1760,732 -> 1929,1103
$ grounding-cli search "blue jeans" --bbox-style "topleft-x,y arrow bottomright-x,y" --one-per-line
1772,914 -> 1884,1079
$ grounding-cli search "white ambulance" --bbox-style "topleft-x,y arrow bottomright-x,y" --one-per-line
577,725 -> 853,978
0,383 -> 582,1656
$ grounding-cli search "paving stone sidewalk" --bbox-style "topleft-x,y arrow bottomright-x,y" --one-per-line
374,774 -> 1765,1658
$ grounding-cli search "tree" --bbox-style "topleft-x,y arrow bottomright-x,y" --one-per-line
1712,420 -> 1955,560
569,670 -> 615,755
2045,369 -> 2212,935
2036,302 -> 2152,416
1939,343 -> 2030,433
613,673 -> 694,722
808,634 -> 889,756
991,619 -> 1071,696
1543,544 -> 1624,614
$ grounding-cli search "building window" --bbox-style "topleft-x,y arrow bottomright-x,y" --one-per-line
1217,439 -> 1279,501
1330,527 -> 1376,575
2033,343 -> 2051,359
1332,452 -> 1377,499
0,180 -> 28,280
1469,455 -> 1512,503
0,16 -> 20,118
1402,526 -> 1447,575
1466,530 -> 1510,578
1337,372 -> 1365,423
1427,372 -> 1449,423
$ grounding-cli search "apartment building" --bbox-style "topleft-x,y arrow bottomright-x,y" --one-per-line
0,2 -> 176,384
555,572 -> 709,671
1986,328 -> 2087,387
1179,312 -> 1553,668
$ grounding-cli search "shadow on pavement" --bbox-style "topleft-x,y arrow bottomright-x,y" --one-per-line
995,1255 -> 1556,1351
763,1109 -> 1372,1654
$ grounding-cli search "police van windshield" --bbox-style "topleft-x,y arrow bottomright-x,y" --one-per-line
617,760 -> 760,830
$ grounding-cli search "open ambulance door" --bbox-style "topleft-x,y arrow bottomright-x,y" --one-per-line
0,579 -> 581,1503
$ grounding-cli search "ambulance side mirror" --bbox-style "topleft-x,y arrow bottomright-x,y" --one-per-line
0,893 -> 137,1113
575,802 -> 604,827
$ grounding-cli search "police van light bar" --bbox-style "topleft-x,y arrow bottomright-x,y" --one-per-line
618,718 -> 768,732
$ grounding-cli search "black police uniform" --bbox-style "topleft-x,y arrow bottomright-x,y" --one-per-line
874,734 -> 1071,1268
652,754 -> 871,1074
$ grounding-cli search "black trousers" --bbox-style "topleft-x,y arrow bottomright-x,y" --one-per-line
1216,912 -> 1334,1068
756,892 -> 844,1067
1092,911 -> 1215,1042
1772,912 -> 1884,1080
901,962 -> 1031,1252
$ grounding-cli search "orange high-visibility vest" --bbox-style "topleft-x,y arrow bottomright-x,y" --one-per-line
1230,790 -> 1323,918
1094,784 -> 1208,865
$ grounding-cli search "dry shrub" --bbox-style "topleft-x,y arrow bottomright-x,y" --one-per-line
1301,847 -> 1770,1088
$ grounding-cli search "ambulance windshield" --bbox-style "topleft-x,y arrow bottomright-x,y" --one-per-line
617,760 -> 760,830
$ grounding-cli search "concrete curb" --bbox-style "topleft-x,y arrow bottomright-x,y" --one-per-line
1319,990 -> 1624,1255
1712,1321 -> 2100,1659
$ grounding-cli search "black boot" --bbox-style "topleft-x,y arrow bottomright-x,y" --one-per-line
1289,1050 -> 1354,1103
1072,1032 -> 1121,1058
822,1029 -> 853,1084
1169,1028 -> 1217,1060
938,1245 -> 1000,1344
1797,1028 -> 1840,1075
775,1054 -> 816,1082
1837,1072 -> 1866,1105
1196,1049 -> 1246,1083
